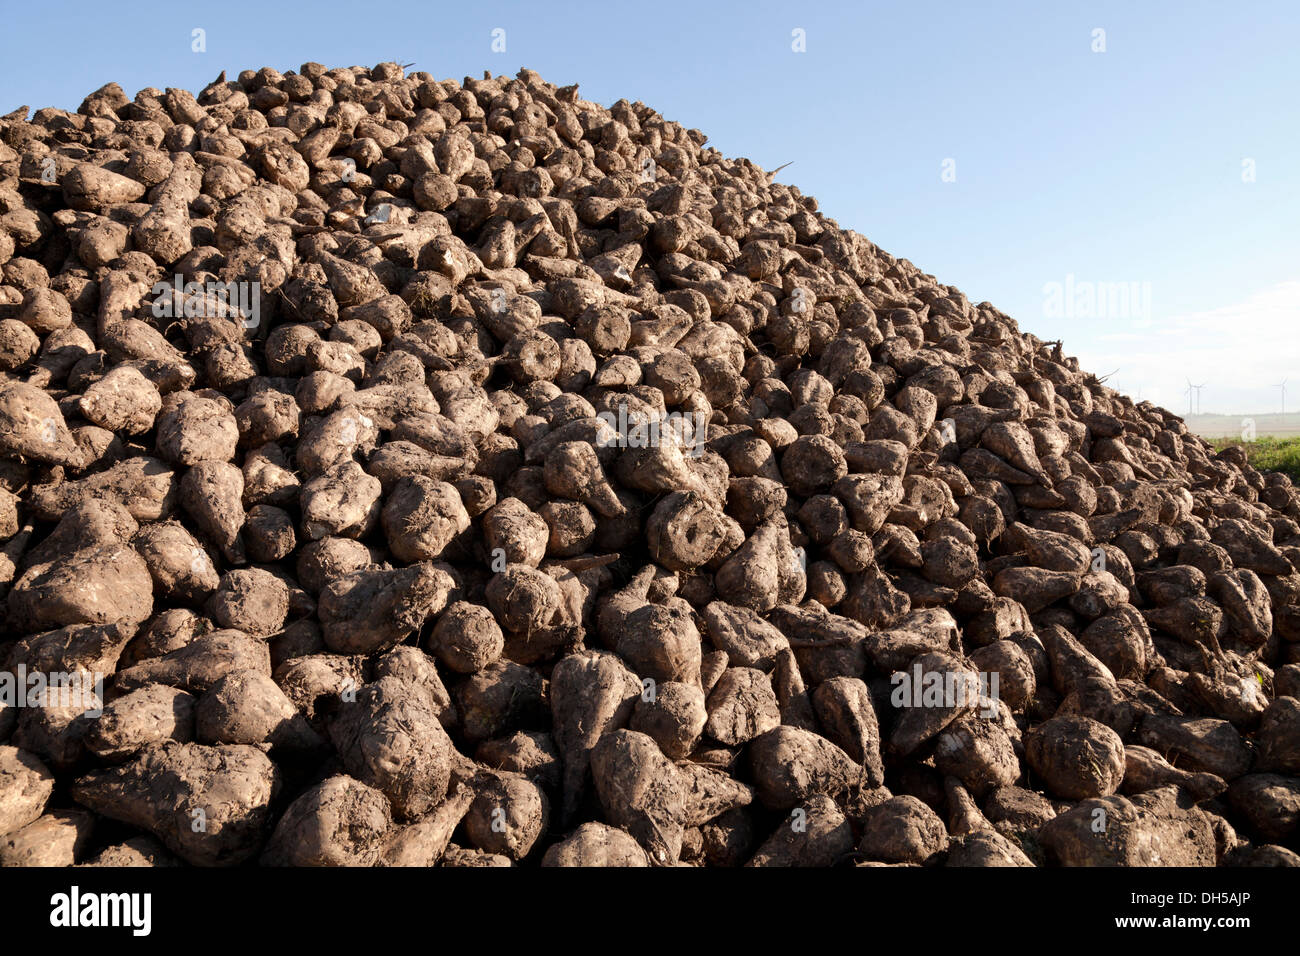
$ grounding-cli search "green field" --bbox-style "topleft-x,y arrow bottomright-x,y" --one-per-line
1181,413 -> 1300,481
1207,436 -> 1300,483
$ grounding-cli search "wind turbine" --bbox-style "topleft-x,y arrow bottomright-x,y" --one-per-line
1185,379 -> 1194,417
1191,382 -> 1207,415
1276,378 -> 1288,414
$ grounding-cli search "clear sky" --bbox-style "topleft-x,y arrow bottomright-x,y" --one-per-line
3,0 -> 1297,414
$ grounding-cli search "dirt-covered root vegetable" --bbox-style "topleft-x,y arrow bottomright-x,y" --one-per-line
318,562 -> 454,654
1040,787 -> 1217,866
945,829 -> 1035,867
1025,715 -> 1126,799
702,811 -> 763,867
1225,773 -> 1300,843
0,809 -> 94,866
550,650 -> 641,822
4,620 -> 136,683
294,537 -> 371,595
24,456 -> 173,525
714,520 -> 806,612
887,651 -> 982,756
1120,744 -> 1225,801
631,681 -> 707,760
328,676 -> 452,820
206,568 -> 290,637
154,393 -> 240,466
1255,696 -> 1300,774
77,835 -> 178,867
114,615 -> 209,672
243,443 -> 300,507
376,783 -> 473,867
677,761 -> 756,827
196,670 -> 324,753
71,742 -> 279,866
543,440 -> 624,518
1223,844 -> 1300,866
700,601 -> 790,668
261,775 -> 392,866
931,712 -> 1021,797
61,161 -> 146,209
300,461 -> 382,541
613,424 -> 717,504
1135,712 -> 1253,780
485,565 -> 563,635
538,499 -> 597,557
944,777 -> 995,837
371,645 -> 457,727
440,845 -> 514,867
858,795 -> 950,865
462,771 -> 549,860
747,793 -> 854,867
475,732 -> 562,793
497,329 -> 561,383
967,640 -> 1036,713
481,497 -> 548,567
591,729 -> 688,865
427,601 -> 504,674
748,725 -> 860,811
271,653 -> 366,726
771,646 -> 819,731
541,822 -> 650,867
1036,623 -> 1117,699
0,745 -> 55,836
594,564 -> 659,645
456,659 -> 548,744
78,365 -> 162,435
179,460 -> 246,563
645,491 -> 736,571
15,287 -> 73,337
834,474 -> 904,535
7,544 -> 153,631
239,504 -> 294,564
82,685 -> 195,762
132,520 -> 221,604
113,630 -> 271,695
381,475 -> 471,562
0,319 -> 40,372
11,662 -> 102,759
704,667 -> 780,745
991,567 -> 1081,613
0,381 -> 82,467
234,391 -> 301,449
781,434 -> 849,498
811,677 -> 885,787
21,498 -> 138,569
618,599 -> 704,686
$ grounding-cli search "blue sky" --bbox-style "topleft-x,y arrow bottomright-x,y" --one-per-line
3,0 -> 1297,413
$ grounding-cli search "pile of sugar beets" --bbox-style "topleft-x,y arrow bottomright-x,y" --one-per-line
0,63 -> 1297,868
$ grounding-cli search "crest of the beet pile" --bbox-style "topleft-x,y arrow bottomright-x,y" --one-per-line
0,62 -> 1295,869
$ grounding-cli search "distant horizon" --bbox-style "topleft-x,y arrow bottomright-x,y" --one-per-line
1184,412 -> 1298,419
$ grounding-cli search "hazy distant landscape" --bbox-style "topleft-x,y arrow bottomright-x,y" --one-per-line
1185,413 -> 1300,440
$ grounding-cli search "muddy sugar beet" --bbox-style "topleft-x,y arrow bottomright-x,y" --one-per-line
0,62 -> 1297,868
